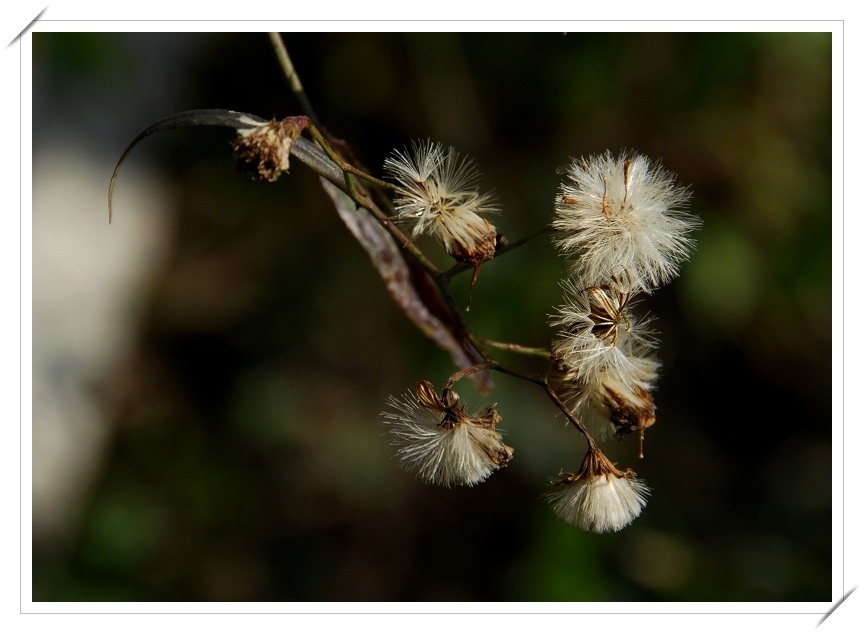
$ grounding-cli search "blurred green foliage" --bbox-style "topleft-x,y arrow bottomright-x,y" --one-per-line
32,31 -> 832,601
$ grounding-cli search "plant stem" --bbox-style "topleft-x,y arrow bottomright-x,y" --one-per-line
543,384 -> 597,451
476,337 -> 550,358
304,124 -> 399,193
268,32 -> 322,129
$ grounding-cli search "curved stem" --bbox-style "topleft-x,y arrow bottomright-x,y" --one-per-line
443,363 -> 488,393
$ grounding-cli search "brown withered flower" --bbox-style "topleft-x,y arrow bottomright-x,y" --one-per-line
552,356 -> 658,458
232,116 -> 309,182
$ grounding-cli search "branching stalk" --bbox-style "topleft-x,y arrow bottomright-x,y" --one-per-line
109,37 -> 605,463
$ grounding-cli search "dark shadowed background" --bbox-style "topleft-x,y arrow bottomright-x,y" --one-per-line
31,31 -> 832,601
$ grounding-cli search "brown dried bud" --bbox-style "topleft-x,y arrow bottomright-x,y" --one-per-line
445,217 -> 498,266
483,434 -> 514,467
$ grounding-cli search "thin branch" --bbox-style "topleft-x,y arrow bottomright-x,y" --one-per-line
498,224 -> 555,256
544,384 -> 597,451
476,338 -> 551,358
303,124 -> 398,193
268,32 -> 322,129
108,109 -> 269,223
482,355 -> 597,450
487,361 -> 544,386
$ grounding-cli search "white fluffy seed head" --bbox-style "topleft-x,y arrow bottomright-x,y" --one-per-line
384,140 -> 498,264
545,450 -> 650,533
550,280 -> 657,389
552,151 -> 699,292
546,471 -> 650,533
381,389 -> 513,488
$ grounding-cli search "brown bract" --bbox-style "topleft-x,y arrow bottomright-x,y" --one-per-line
414,380 -> 512,465
547,447 -> 633,490
584,281 -> 633,347
416,380 -> 495,429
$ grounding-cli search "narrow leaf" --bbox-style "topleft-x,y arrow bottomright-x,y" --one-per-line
320,178 -> 493,394
108,109 -> 268,223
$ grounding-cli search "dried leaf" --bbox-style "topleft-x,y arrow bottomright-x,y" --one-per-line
320,178 -> 493,394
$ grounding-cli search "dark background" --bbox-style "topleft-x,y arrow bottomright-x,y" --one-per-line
32,32 -> 832,601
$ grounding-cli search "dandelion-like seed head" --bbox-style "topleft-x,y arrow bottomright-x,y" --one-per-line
552,151 -> 699,292
384,140 -> 499,265
381,381 -> 513,487
550,278 -> 657,389
544,448 -> 650,533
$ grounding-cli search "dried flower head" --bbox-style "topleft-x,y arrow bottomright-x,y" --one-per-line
552,151 -> 699,292
544,448 -> 650,533
232,116 -> 305,182
556,359 -> 658,456
384,140 -> 498,265
550,279 -> 657,389
381,381 -> 513,487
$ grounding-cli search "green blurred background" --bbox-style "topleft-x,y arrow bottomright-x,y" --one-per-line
31,32 -> 832,601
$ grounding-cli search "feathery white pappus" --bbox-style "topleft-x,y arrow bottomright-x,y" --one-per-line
381,382 -> 513,488
552,151 -> 699,292
384,140 -> 498,265
550,279 -> 657,389
544,449 -> 650,533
